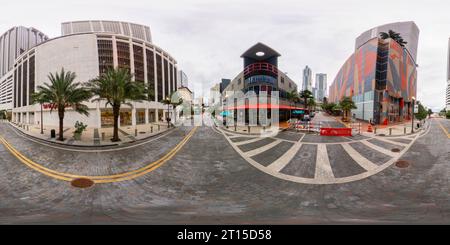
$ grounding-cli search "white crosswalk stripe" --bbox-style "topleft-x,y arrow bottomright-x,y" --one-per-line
234,137 -> 265,146
314,144 -> 334,181
245,140 -> 282,157
341,143 -> 378,171
374,137 -> 409,147
360,140 -> 398,157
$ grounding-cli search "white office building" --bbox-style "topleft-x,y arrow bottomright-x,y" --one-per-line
315,73 -> 327,102
302,65 -> 312,92
10,20 -> 180,129
0,26 -> 48,111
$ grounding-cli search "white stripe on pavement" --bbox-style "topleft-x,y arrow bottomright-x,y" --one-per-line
360,140 -> 398,157
341,143 -> 378,171
314,144 -> 334,181
266,142 -> 303,172
374,137 -> 409,147
234,137 -> 265,146
245,140 -> 282,157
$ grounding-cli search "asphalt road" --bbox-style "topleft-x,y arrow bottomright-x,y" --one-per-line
0,118 -> 449,224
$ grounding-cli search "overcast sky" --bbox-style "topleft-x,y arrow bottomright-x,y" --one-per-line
1,0 -> 449,110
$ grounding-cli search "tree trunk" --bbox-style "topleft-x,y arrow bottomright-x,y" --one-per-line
58,108 -> 65,141
112,104 -> 121,142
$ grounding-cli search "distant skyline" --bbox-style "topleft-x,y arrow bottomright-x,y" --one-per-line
0,0 -> 449,110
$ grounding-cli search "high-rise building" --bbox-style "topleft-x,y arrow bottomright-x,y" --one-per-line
329,21 -> 419,125
355,21 -> 419,62
0,26 -> 48,111
315,73 -> 327,102
178,70 -> 188,88
302,65 -> 312,92
447,38 -> 450,110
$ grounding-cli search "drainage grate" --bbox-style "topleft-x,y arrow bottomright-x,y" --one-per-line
378,134 -> 386,136
391,148 -> 401,153
71,178 -> 94,188
395,160 -> 410,168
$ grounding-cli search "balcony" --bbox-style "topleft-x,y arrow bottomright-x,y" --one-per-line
244,62 -> 278,79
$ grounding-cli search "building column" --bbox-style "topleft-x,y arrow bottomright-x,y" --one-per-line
26,112 -> 29,125
155,109 -> 159,122
131,107 -> 136,126
96,103 -> 101,129
145,107 -> 149,124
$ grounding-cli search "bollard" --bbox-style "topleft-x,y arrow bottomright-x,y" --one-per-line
404,127 -> 406,135
158,124 -> 160,131
135,129 -> 138,137
248,125 -> 250,134
374,127 -> 377,134
101,132 -> 105,141
151,126 -> 153,133
234,124 -> 237,131
389,128 -> 392,135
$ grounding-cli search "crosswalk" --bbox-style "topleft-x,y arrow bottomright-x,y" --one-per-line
220,128 -> 419,184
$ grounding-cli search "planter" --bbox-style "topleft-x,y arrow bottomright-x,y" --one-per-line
74,133 -> 82,140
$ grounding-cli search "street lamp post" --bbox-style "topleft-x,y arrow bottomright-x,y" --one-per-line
411,97 -> 415,133
166,97 -> 171,129
40,103 -> 44,134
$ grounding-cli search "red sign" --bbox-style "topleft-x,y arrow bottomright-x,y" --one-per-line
320,128 -> 352,136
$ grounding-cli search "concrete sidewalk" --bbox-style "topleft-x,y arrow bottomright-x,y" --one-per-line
8,121 -> 172,147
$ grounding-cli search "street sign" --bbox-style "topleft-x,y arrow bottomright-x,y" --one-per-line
414,104 -> 419,113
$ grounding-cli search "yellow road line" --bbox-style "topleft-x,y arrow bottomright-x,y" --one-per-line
0,127 -> 198,183
435,119 -> 450,138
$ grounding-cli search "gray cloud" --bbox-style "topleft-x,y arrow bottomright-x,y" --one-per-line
1,0 -> 448,110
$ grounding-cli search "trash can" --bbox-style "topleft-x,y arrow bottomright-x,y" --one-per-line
50,129 -> 56,138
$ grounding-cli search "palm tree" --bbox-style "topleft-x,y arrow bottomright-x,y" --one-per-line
299,90 -> 313,109
286,90 -> 299,119
161,92 -> 183,127
307,98 -> 316,111
339,96 -> 357,122
31,92 -> 50,134
87,68 -> 147,142
379,30 -> 408,47
32,68 -> 92,141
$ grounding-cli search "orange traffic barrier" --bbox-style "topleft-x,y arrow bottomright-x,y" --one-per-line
367,124 -> 373,132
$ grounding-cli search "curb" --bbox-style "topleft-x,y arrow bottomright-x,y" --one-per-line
7,122 -> 176,149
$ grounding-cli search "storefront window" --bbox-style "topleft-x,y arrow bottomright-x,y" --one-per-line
136,109 -> 145,124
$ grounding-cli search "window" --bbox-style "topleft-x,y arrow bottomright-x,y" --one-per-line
22,61 -> 27,106
281,77 -> 285,83
116,41 -> 130,71
17,65 -> 21,107
29,56 -> 35,104
97,39 -> 113,74
146,49 -> 155,101
156,53 -> 163,102
133,44 -> 144,83
170,63 -> 174,94
164,59 -> 169,98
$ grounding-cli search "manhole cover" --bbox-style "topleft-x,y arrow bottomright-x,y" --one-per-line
395,160 -> 410,168
139,131 -> 146,134
71,178 -> 94,188
378,134 -> 385,136
391,148 -> 401,153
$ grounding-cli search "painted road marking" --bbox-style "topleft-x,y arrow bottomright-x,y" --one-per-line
314,144 -> 334,181
234,137 -> 265,146
435,119 -> 450,138
341,143 -> 378,171
360,140 -> 398,157
374,137 -> 409,147
0,127 -> 197,184
245,140 -> 282,157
